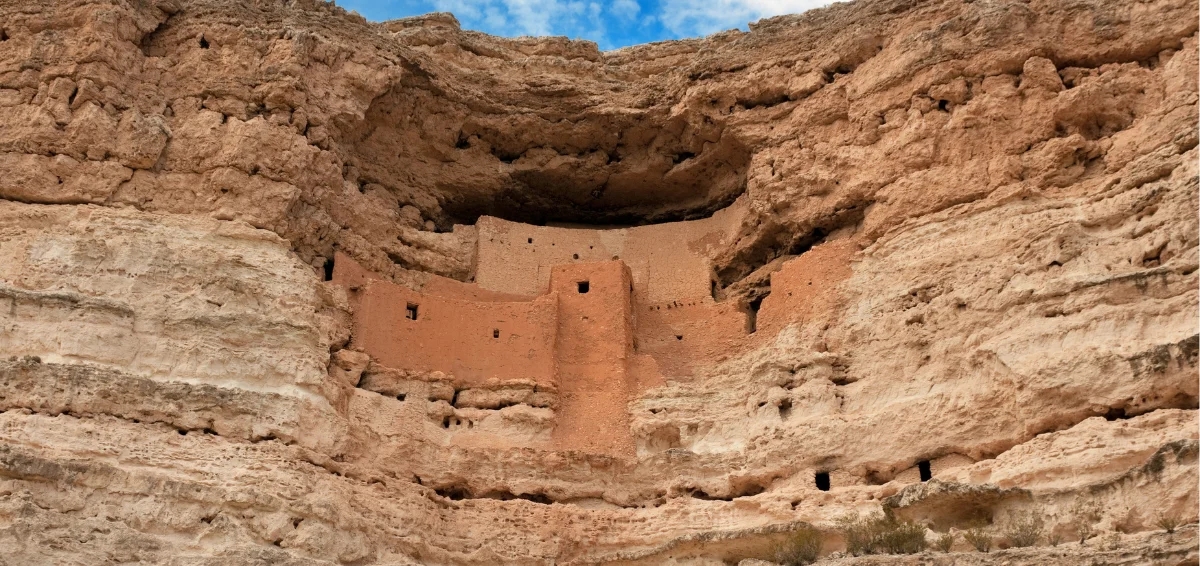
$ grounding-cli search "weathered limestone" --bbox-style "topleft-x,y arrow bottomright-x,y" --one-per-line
0,0 -> 1195,563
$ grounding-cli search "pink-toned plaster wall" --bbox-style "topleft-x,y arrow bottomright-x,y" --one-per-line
756,240 -> 857,337
634,300 -> 748,378
549,261 -> 637,456
350,275 -> 559,389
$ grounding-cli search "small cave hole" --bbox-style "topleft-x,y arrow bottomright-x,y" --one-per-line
396,393 -> 406,401
493,329 -> 500,339
675,335 -> 683,341
815,471 -> 830,491
918,460 -> 932,482
779,398 -> 793,419
1104,407 -> 1127,421
937,99 -> 949,112
0,29 -> 8,42
573,253 -> 579,260
577,281 -> 590,294
199,36 -> 209,49
322,257 -> 334,281
405,303 -> 419,320
672,151 -> 696,164
527,237 -> 533,244
436,487 -> 469,501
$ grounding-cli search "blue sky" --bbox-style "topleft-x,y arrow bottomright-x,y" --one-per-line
337,0 -> 836,50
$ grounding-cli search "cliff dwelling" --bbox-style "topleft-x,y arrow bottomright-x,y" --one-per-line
332,201 -> 820,456
0,0 -> 1197,564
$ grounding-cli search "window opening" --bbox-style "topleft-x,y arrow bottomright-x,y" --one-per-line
746,295 -> 764,333
577,281 -> 590,294
405,303 -> 419,320
322,257 -> 335,281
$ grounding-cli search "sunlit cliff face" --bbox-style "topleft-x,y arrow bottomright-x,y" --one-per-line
0,0 -> 1196,564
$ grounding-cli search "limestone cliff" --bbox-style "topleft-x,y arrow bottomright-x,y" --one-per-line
0,0 -> 1196,564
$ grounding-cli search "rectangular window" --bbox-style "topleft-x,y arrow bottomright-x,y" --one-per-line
577,281 -> 590,294
815,471 -> 830,491
405,303 -> 419,320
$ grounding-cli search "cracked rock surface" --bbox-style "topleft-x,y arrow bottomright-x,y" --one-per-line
0,0 -> 1196,563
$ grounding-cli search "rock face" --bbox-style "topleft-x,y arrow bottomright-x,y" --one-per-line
0,0 -> 1196,564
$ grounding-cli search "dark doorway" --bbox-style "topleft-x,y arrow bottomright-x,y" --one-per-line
815,472 -> 830,491
745,295 -> 764,333
322,257 -> 335,281
577,281 -> 590,293
918,460 -> 931,482
405,303 -> 419,320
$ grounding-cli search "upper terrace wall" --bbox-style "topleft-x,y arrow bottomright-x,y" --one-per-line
474,198 -> 745,305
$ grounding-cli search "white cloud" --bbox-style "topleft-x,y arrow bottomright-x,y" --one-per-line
658,0 -> 833,38
431,0 -> 602,39
611,0 -> 640,21
412,0 -> 830,49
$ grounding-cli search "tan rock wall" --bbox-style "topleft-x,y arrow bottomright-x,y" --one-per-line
0,0 -> 1195,563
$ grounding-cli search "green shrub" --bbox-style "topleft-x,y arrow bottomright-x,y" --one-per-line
836,513 -> 878,556
835,508 -> 927,555
933,532 -> 955,552
1003,510 -> 1044,548
963,526 -> 992,552
775,524 -> 823,566
879,519 -> 928,554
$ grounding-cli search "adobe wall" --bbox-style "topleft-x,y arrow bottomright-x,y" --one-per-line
349,275 -> 559,389
549,261 -> 637,456
331,251 -> 381,308
634,300 -> 749,378
474,198 -> 745,304
755,240 -> 857,337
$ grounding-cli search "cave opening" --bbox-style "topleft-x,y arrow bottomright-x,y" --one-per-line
405,303 -> 419,320
815,471 -> 830,491
340,85 -> 753,229
918,460 -> 931,482
577,281 -> 590,294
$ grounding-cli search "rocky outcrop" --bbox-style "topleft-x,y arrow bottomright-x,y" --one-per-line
0,0 -> 1195,563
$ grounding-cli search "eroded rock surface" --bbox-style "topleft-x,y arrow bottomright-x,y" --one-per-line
0,0 -> 1195,563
